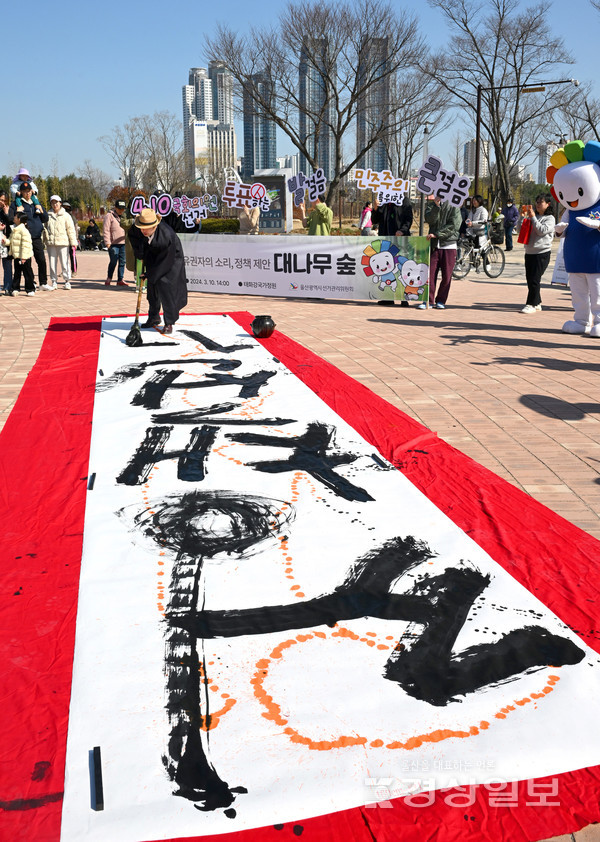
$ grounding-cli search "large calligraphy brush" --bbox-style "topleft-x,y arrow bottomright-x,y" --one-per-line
125,260 -> 145,347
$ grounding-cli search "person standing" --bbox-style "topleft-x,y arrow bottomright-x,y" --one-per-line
521,194 -> 555,314
62,201 -> 79,276
0,191 -> 14,294
419,194 -> 462,310
359,202 -> 373,236
502,197 -> 519,251
43,196 -> 78,290
371,197 -> 413,236
9,182 -> 48,287
239,204 -> 260,234
103,200 -> 129,286
128,208 -> 188,335
10,213 -> 35,295
299,196 -> 333,235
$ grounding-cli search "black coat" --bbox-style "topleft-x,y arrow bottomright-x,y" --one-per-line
9,199 -> 48,239
371,200 -> 413,237
128,222 -> 188,325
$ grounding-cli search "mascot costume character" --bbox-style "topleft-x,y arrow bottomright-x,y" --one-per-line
547,139 -> 600,335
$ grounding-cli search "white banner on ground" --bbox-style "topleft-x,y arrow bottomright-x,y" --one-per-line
60,314 -> 600,842
180,234 -> 430,303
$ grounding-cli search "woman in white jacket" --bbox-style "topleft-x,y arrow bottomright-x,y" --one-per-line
43,195 -> 77,290
466,194 -> 489,247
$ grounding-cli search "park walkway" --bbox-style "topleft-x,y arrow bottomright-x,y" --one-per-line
0,244 -> 598,842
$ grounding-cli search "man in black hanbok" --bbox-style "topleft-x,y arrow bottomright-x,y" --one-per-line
128,208 -> 188,335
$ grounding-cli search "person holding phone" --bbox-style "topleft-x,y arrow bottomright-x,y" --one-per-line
521,194 -> 555,314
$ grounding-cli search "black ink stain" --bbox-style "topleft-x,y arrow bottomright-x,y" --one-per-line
0,792 -> 63,811
31,761 -> 51,782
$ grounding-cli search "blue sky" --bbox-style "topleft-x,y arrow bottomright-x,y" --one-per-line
2,0 -> 597,182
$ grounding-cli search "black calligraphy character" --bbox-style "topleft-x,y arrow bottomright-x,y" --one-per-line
117,425 -> 218,485
227,421 -> 374,503
123,491 -> 295,810
171,535 -> 585,706
132,368 -> 277,410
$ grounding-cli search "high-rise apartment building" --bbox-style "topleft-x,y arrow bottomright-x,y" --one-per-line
463,139 -> 490,180
242,73 -> 277,180
209,61 -> 234,125
299,38 -> 336,181
356,38 -> 391,173
182,63 -> 236,182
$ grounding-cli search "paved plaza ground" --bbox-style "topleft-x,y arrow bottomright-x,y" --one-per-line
0,242 -> 599,842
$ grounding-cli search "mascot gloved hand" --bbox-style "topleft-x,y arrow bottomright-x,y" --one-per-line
548,140 -> 600,336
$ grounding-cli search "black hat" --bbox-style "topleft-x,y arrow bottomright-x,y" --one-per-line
20,181 -> 32,191
115,200 -> 126,209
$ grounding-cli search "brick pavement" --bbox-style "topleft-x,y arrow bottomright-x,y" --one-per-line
0,243 -> 598,842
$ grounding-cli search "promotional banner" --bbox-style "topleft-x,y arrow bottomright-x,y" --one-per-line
181,234 -> 430,303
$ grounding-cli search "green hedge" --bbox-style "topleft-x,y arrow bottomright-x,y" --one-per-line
201,218 -> 239,234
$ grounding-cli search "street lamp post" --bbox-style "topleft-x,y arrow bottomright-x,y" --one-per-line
474,79 -> 579,198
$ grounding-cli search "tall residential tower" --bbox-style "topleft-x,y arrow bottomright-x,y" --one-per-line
182,62 -> 237,183
242,73 -> 277,181
299,38 -> 336,181
356,38 -> 391,173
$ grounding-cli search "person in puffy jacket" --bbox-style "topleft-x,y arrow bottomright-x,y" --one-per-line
43,196 -> 78,290
10,213 -> 35,295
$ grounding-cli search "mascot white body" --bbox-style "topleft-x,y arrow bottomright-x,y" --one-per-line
548,140 -> 600,336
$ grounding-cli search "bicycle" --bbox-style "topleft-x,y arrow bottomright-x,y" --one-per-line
452,229 -> 506,279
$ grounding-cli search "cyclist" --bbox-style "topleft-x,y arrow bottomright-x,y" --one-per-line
466,195 -> 489,260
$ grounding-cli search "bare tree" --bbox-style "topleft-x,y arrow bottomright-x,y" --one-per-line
99,112 -> 188,195
99,118 -> 146,191
138,111 -> 187,194
206,0 -> 426,202
78,160 -> 114,201
381,75 -> 453,177
425,0 -> 575,201
549,82 -> 600,143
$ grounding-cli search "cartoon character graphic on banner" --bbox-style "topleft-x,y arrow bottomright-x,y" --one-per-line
401,260 -> 428,301
548,140 -> 600,335
361,239 -> 405,293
